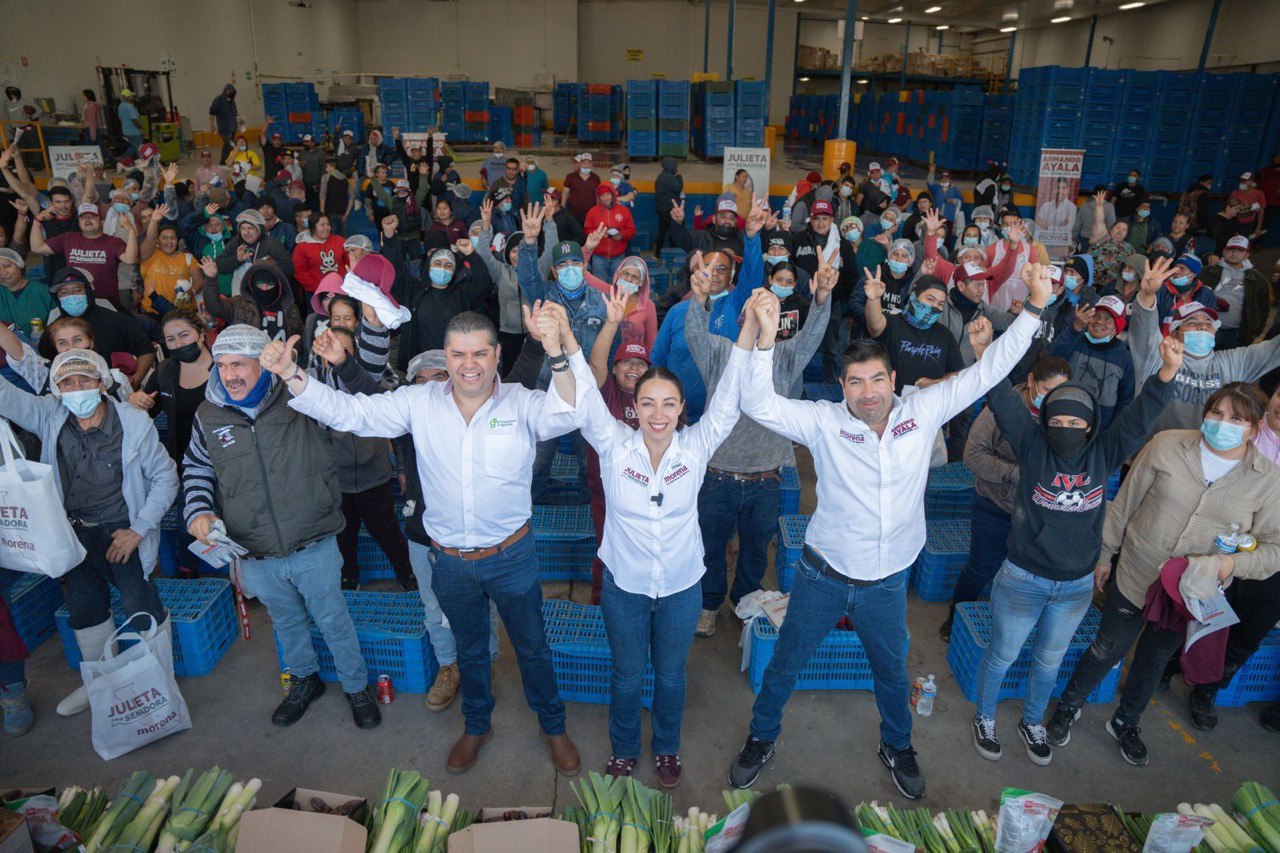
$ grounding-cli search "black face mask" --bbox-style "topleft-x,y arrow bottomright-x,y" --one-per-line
1046,425 -> 1089,457
714,223 -> 736,238
170,342 -> 203,363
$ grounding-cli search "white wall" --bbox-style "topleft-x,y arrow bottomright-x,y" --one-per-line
0,0 -> 361,127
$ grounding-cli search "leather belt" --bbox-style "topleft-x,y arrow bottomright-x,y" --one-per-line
802,546 -> 887,588
707,466 -> 781,482
432,523 -> 531,561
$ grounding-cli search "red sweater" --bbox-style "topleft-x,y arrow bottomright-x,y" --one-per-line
583,202 -> 637,259
292,234 -> 348,294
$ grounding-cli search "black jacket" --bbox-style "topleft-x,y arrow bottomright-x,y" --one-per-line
388,243 -> 495,370
654,158 -> 683,215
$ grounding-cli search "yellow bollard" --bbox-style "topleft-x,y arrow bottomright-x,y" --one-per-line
822,139 -> 857,181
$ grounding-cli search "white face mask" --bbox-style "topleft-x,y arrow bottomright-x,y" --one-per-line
526,164 -> 536,172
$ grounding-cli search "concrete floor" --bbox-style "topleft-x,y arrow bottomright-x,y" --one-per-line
4,448 -> 1277,818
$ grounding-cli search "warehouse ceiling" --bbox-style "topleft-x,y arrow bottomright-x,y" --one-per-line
782,0 -> 1175,32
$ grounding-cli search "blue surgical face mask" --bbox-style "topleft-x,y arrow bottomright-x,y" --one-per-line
962,236 -> 980,248
1121,270 -> 1137,282
887,259 -> 909,277
500,201 -> 512,212
765,254 -> 788,266
59,294 -> 89,316
1137,209 -> 1150,219
1084,331 -> 1113,345
1064,274 -> 1082,291
843,228 -> 861,243
556,264 -> 585,294
1032,392 -> 1046,411
1182,329 -> 1216,357
60,388 -> 102,419
112,202 -> 129,213
1127,176 -> 1138,185
1046,291 -> 1059,307
1171,274 -> 1193,290
1201,417 -> 1247,451
129,192 -> 139,202
708,288 -> 730,301
770,283 -> 795,299
905,296 -> 941,329
976,221 -> 991,232
428,266 -> 452,287
616,280 -> 639,296
879,218 -> 896,233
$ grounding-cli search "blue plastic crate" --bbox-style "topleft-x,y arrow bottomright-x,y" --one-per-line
55,578 -> 237,677
947,602 -> 1120,703
533,505 -> 596,582
924,462 -> 975,520
158,501 -> 226,578
1216,628 -> 1280,707
803,382 -> 842,402
357,534 -> 397,583
550,452 -> 580,483
747,617 -> 880,693
780,466 -> 800,516
273,590 -> 435,693
911,519 -> 972,602
9,573 -> 64,651
775,514 -> 810,593
542,600 -> 653,707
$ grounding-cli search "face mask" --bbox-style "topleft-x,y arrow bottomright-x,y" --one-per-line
770,283 -> 795,299
1201,418 -> 1247,451
170,341 -> 203,363
1032,392 -> 1046,411
708,288 -> 730,301
112,202 -> 129,213
1000,184 -> 1011,192
556,265 -> 585,294
1064,274 -> 1082,291
1046,425 -> 1089,457
1182,329 -> 1216,357
1127,176 -> 1138,185
879,218 -> 895,233
977,221 -> 990,232
526,164 -> 536,172
1137,209 -> 1150,219
905,296 -> 941,329
843,228 -> 861,243
1084,331 -> 1113,345
1239,183 -> 1249,192
237,144 -> 246,151
765,254 -> 788,266
616,280 -> 639,296
840,185 -> 853,198
887,259 -> 909,277
579,168 -> 591,177
962,236 -> 979,247
715,223 -> 736,238
300,217 -> 310,229
129,192 -> 139,202
1171,274 -> 1193,290
59,294 -> 89,316
1121,270 -> 1137,282
1046,291 -> 1059,307
61,388 -> 102,419
610,177 -> 621,186
428,267 -> 452,287
500,201 -> 512,212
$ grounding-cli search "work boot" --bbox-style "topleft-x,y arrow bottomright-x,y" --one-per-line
1189,685 -> 1219,731
1,681 -> 34,737
446,729 -> 493,774
541,732 -> 581,776
426,663 -> 460,712
695,609 -> 717,638
272,672 -> 325,726
57,618 -> 117,716
346,687 -> 382,729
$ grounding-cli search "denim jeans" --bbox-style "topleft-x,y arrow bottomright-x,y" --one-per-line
949,494 -> 1012,616
600,569 -> 701,758
121,135 -> 143,162
240,536 -> 368,693
531,429 -> 590,505
407,540 -> 499,666
974,561 -> 1094,724
590,254 -> 624,282
1058,578 -> 1183,725
64,525 -> 166,631
697,471 -> 782,611
429,533 -> 565,736
750,549 -> 912,749
0,569 -> 26,684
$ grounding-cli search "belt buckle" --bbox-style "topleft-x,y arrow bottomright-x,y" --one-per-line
456,547 -> 481,555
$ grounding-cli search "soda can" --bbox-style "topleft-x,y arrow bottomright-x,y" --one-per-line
1237,534 -> 1258,552
30,317 -> 44,338
377,674 -> 394,704
280,668 -> 292,696
910,676 -> 924,707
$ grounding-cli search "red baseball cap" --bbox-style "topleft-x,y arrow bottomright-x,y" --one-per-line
811,199 -> 834,217
615,343 -> 651,365
1093,294 -> 1128,334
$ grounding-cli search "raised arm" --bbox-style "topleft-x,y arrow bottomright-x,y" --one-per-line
862,266 -> 889,338
590,286 -> 628,387
1097,337 -> 1179,467
1087,191 -> 1109,245
739,290 -> 823,446
517,203 -> 549,304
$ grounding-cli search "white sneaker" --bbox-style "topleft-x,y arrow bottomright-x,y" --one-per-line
695,609 -> 717,638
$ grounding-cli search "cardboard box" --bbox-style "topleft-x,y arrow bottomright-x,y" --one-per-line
0,809 -> 33,853
237,788 -> 369,853
449,807 -> 579,853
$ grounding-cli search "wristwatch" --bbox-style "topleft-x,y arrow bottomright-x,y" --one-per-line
1022,302 -> 1045,317
547,352 -> 569,370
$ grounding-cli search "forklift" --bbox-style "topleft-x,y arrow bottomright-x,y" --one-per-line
98,66 -> 183,163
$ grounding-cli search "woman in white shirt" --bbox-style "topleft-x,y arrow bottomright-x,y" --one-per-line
551,277 -> 761,788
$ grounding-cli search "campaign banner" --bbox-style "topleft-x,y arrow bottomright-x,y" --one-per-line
1032,148 -> 1084,258
722,147 -> 771,206
49,145 -> 103,178
400,132 -> 448,160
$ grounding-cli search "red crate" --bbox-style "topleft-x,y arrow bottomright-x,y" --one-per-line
287,111 -> 311,124
587,84 -> 612,95
464,110 -> 489,123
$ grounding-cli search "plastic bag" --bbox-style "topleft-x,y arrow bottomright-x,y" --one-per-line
995,788 -> 1063,853
1142,813 -> 1209,853
16,794 -> 79,849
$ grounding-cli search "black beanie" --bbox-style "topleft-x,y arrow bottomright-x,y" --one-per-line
912,275 -> 948,298
1044,384 -> 1095,428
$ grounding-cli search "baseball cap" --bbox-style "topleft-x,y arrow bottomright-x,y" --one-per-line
302,133 -> 314,142
552,241 -> 584,265
49,266 -> 93,294
342,129 -> 354,137
576,152 -> 593,162
715,192 -> 738,213
1047,264 -> 1064,284
271,130 -> 282,139
275,169 -> 293,182
120,88 -> 134,98
868,162 -> 882,172
49,348 -> 109,395
0,248 -> 24,269
615,343 -> 651,365
1169,302 -> 1221,330
394,179 -> 410,191
1225,235 -> 1250,251
77,202 -> 99,216
1092,294 -> 1128,334
138,143 -> 160,161
810,199 -> 834,217
1240,171 -> 1254,181
959,262 -> 991,282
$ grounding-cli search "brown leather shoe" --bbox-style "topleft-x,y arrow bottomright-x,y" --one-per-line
541,732 -> 581,776
426,664 -> 460,712
446,729 -> 493,774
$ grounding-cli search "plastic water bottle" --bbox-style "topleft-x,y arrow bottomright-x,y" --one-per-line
917,675 -> 937,717
1215,523 -> 1241,555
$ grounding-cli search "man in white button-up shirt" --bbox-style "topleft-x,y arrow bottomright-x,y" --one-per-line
726,263 -> 1054,799
259,306 -> 588,777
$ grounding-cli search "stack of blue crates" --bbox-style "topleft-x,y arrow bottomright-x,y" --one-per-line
626,80 -> 657,158
578,84 -> 622,143
441,81 -> 465,140
489,105 -> 513,146
1187,73 -> 1237,191
1220,74 -> 1278,192
1079,69 -> 1125,188
1007,65 -> 1088,184
1264,83 -> 1280,173
925,85 -> 983,172
327,106 -> 365,143
262,84 -> 288,140
554,82 -> 579,134
1112,70 -> 1160,182
658,81 -> 690,158
734,80 -> 768,147
406,77 -> 438,132
379,78 -> 407,138
692,81 -> 735,158
978,94 -> 1012,168
543,601 -> 654,708
285,81 -> 322,143
1155,70 -> 1201,190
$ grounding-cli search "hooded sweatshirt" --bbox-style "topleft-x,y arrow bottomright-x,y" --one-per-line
605,257 -> 658,350
583,184 -> 637,259
654,158 -> 683,215
985,372 -> 1174,582
291,230 -> 348,295
205,261 -> 303,341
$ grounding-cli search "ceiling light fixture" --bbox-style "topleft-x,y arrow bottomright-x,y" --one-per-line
857,78 -> 870,84
1119,1 -> 1144,7
1000,25 -> 1016,32
1051,15 -> 1071,22
936,24 -> 949,30
925,5 -> 942,11
887,17 -> 902,23
800,76 -> 811,82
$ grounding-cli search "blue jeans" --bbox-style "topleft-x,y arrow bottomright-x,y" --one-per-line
0,570 -> 25,684
121,135 -> 143,161
407,540 -> 499,666
697,472 -> 782,611
429,533 -> 565,736
590,254 -> 624,282
949,494 -> 1012,614
750,549 -> 912,749
240,536 -> 368,693
64,525 -> 166,630
974,561 -> 1094,724
601,569 -> 701,758
531,429 -> 589,504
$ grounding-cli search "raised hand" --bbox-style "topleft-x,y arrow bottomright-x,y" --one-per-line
1094,189 -> 1107,206
670,199 -> 686,225
1024,262 -> 1053,307
872,230 -> 891,248
204,202 -> 219,217
812,247 -> 840,300
919,256 -> 938,277
543,195 -> 559,218
753,289 -> 782,342
584,223 -> 607,254
312,329 -> 347,366
763,208 -> 781,231
199,256 -> 218,278
1004,219 -> 1023,244
381,213 -> 399,238
235,243 -> 252,262
1072,303 -> 1095,332
689,266 -> 714,302
521,203 -> 544,242
862,266 -> 886,302
967,315 -> 993,352
152,202 -> 171,222
604,286 -> 628,324
259,334 -> 302,377
9,198 -> 28,217
694,204 -> 704,219
745,197 -> 768,237
1158,334 -> 1185,379
455,238 -> 474,256
479,197 -> 493,226
1140,255 -> 1174,299
162,163 -> 179,186
923,208 -> 944,236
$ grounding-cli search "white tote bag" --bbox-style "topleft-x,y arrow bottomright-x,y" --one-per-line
0,417 -> 86,577
83,614 -> 192,760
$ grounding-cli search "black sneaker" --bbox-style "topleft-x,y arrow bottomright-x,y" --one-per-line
1018,722 -> 1052,766
345,687 -> 382,729
1189,686 -> 1219,731
1105,716 -> 1148,766
1046,705 -> 1081,747
340,578 -> 359,591
271,672 -> 325,726
938,613 -> 954,643
728,736 -> 776,789
1261,703 -> 1280,733
972,716 -> 1001,761
877,743 -> 925,800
